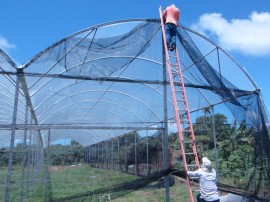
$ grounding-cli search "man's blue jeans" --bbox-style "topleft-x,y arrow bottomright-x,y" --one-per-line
165,23 -> 177,50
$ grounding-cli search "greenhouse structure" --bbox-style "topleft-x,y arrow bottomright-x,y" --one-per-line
0,19 -> 269,201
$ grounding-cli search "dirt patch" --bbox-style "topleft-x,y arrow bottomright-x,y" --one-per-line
49,164 -> 81,171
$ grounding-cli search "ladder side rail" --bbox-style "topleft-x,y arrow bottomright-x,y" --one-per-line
175,49 -> 200,169
159,6 -> 188,173
159,7 -> 195,202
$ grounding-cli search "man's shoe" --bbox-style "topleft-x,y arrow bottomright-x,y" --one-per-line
170,44 -> 176,51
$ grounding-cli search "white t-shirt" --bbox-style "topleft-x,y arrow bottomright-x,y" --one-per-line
187,168 -> 220,201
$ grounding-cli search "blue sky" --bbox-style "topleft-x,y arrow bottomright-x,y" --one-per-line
1,0 -> 270,113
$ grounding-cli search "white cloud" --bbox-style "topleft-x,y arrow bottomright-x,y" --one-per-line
191,12 -> 270,56
0,36 -> 15,50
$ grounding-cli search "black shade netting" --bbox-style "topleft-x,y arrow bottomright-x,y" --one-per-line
0,19 -> 269,201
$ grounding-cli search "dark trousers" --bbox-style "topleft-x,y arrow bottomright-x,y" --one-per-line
165,23 -> 177,49
197,193 -> 220,202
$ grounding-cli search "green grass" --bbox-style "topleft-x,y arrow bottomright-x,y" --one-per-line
0,164 -> 197,202
113,177 -> 198,202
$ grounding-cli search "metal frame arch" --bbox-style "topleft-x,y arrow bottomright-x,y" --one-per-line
36,96 -> 136,122
26,55 -> 163,99
34,86 -> 162,123
42,128 -> 106,147
0,49 -> 17,70
51,112 -> 123,128
23,19 -> 159,69
27,29 -> 98,90
0,102 -> 25,124
0,82 -> 27,113
27,39 -> 163,97
39,99 -> 147,125
28,56 -> 166,118
12,19 -> 258,108
59,56 -> 163,75
182,25 -> 258,90
74,106 -> 136,124
95,89 -> 161,121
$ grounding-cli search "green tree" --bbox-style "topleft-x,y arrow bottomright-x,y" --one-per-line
218,121 -> 255,186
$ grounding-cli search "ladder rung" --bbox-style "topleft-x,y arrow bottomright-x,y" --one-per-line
176,99 -> 185,102
180,119 -> 189,122
184,137 -> 193,140
169,55 -> 177,58
187,164 -> 197,167
179,115 -> 187,118
182,129 -> 191,132
189,177 -> 199,180
183,141 -> 193,144
171,64 -> 178,66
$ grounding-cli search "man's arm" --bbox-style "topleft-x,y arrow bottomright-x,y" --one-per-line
187,169 -> 201,177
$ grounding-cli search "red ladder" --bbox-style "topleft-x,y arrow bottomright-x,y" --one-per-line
159,6 -> 200,202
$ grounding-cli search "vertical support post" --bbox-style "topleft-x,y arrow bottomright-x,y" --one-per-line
135,133 -> 137,176
31,129 -> 36,188
95,144 -> 98,167
92,145 -> 94,164
89,146 -> 91,164
102,142 -> 104,168
26,118 -> 33,199
90,145 -> 92,165
5,74 -> 20,202
83,148 -> 86,163
85,147 -> 87,164
85,146 -> 88,164
112,139 -> 114,170
20,99 -> 29,202
87,146 -> 90,164
118,137 -> 120,170
90,145 -> 92,164
106,141 -> 109,169
211,106 -> 219,182
89,146 -> 91,165
34,131 -> 38,178
162,32 -> 170,202
97,143 -> 100,168
107,143 -> 109,168
146,131 -> 149,176
45,130 -> 51,202
125,136 -> 128,172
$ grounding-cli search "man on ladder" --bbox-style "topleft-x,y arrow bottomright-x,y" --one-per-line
160,4 -> 202,202
162,4 -> 180,51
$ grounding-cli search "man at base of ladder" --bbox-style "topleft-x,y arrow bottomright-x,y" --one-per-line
187,157 -> 220,202
162,4 -> 180,51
